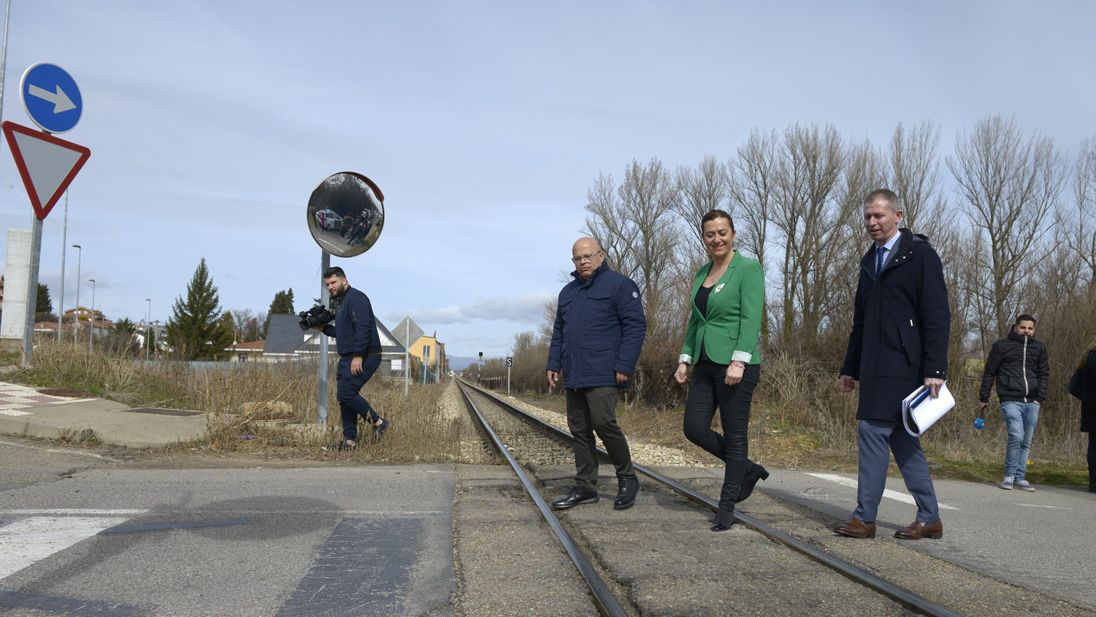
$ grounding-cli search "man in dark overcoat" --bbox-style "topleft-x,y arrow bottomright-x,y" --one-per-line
834,188 -> 951,541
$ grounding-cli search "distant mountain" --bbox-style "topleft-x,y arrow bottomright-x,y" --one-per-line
447,355 -> 479,371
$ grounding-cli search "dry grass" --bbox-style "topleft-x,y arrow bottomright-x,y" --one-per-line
9,339 -> 476,463
8,340 -> 1089,484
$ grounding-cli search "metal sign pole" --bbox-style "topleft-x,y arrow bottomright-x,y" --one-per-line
57,192 -> 67,340
318,250 -> 330,427
21,217 -> 42,366
403,325 -> 409,398
507,364 -> 511,396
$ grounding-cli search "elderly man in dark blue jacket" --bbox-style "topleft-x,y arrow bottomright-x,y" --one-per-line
835,189 -> 951,541
547,237 -> 647,511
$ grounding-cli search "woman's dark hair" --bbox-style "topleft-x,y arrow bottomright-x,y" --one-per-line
701,209 -> 735,232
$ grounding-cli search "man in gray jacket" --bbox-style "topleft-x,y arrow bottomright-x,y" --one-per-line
978,314 -> 1050,491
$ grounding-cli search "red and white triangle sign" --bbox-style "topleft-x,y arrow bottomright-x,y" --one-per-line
2,121 -> 91,220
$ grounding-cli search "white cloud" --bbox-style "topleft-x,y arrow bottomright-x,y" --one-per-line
392,291 -> 555,326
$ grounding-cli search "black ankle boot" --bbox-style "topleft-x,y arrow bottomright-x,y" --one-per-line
711,507 -> 734,532
736,464 -> 769,503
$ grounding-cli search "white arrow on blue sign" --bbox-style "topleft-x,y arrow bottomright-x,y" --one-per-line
20,63 -> 83,134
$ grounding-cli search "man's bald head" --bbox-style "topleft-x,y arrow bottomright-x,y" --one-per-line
571,237 -> 605,280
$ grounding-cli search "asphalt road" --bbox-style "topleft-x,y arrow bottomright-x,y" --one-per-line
0,440 -> 455,617
749,467 -> 1096,611
2,437 -> 1094,616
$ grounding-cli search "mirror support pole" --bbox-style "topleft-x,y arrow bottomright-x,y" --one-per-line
318,250 -> 330,428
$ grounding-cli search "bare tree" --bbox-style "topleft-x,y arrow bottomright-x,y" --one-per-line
672,155 -> 730,255
730,129 -> 779,346
948,115 -> 1067,339
585,158 -> 680,321
584,158 -> 687,405
770,124 -> 845,350
1068,136 -> 1096,287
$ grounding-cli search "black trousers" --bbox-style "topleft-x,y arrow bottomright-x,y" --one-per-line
336,354 -> 382,441
683,361 -> 762,512
565,386 -> 636,491
1088,432 -> 1095,487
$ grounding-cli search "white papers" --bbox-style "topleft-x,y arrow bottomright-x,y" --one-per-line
901,382 -> 955,437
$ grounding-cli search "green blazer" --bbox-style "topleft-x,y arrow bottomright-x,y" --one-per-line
679,252 -> 765,366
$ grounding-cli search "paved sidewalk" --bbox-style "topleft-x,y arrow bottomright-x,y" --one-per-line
0,381 -> 207,448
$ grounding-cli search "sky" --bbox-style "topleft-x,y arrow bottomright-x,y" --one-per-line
1,1 -> 1094,359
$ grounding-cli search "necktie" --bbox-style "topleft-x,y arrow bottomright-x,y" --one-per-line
876,247 -> 887,276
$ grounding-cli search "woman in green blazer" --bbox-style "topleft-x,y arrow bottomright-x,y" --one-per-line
674,210 -> 768,531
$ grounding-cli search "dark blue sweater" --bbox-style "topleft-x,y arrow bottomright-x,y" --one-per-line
321,286 -> 380,357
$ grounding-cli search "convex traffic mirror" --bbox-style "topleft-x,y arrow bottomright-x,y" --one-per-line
307,171 -> 385,257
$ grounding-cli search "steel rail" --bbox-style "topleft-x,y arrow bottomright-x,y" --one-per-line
455,381 -> 630,617
461,379 -> 961,617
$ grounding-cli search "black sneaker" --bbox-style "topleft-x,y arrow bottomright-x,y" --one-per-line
373,418 -> 390,439
613,476 -> 640,510
336,440 -> 357,451
550,487 -> 599,510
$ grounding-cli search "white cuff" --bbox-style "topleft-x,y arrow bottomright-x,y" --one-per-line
678,354 -> 692,365
731,351 -> 752,363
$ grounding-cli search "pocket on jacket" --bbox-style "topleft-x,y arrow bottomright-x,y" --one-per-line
896,322 -> 921,367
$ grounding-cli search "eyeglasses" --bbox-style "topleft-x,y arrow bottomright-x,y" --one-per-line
571,251 -> 602,264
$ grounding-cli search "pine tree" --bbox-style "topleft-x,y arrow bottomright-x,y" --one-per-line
35,283 -> 55,321
166,258 -> 234,360
263,288 -> 296,337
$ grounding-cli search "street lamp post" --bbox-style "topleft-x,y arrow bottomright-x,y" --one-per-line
145,298 -> 151,360
87,279 -> 95,352
72,244 -> 81,343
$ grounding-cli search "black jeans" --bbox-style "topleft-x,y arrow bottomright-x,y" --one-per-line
565,386 -> 636,491
1088,432 -> 1095,487
336,354 -> 382,441
683,361 -> 762,512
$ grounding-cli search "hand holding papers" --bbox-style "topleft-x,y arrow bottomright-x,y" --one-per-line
902,381 -> 955,437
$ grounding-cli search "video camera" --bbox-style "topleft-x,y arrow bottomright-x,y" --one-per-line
298,305 -> 336,331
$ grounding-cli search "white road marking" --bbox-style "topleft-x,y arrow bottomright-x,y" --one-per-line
1015,503 -> 1071,510
0,439 -> 119,461
806,472 -> 959,511
2,509 -> 148,516
0,516 -> 129,579
0,409 -> 32,416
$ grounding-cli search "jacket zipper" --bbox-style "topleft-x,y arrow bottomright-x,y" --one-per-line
1021,336 -> 1030,402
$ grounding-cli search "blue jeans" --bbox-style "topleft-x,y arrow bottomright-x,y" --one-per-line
1000,401 -> 1040,480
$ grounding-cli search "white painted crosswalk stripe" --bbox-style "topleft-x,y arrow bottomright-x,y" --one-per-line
0,515 -> 134,580
806,472 -> 959,511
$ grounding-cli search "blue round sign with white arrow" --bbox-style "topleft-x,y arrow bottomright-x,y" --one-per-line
20,62 -> 83,133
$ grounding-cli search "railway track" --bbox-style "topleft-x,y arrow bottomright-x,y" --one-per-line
455,377 -> 961,617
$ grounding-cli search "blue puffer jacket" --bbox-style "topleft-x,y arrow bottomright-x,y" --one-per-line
546,262 -> 647,389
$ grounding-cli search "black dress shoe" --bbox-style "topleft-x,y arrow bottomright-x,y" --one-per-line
736,463 -> 769,503
613,476 -> 639,510
551,488 -> 599,510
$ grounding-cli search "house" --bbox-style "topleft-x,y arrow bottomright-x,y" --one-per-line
259,314 -> 406,374
225,340 -> 265,363
392,316 -> 446,382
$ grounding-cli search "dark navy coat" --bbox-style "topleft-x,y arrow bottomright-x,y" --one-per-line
840,229 -> 950,422
547,262 -> 647,389
321,286 -> 380,358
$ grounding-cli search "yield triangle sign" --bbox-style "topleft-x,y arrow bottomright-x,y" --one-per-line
2,121 -> 91,220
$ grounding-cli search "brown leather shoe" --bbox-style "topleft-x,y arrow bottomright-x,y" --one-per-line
833,518 -> 876,539
894,520 -> 943,540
